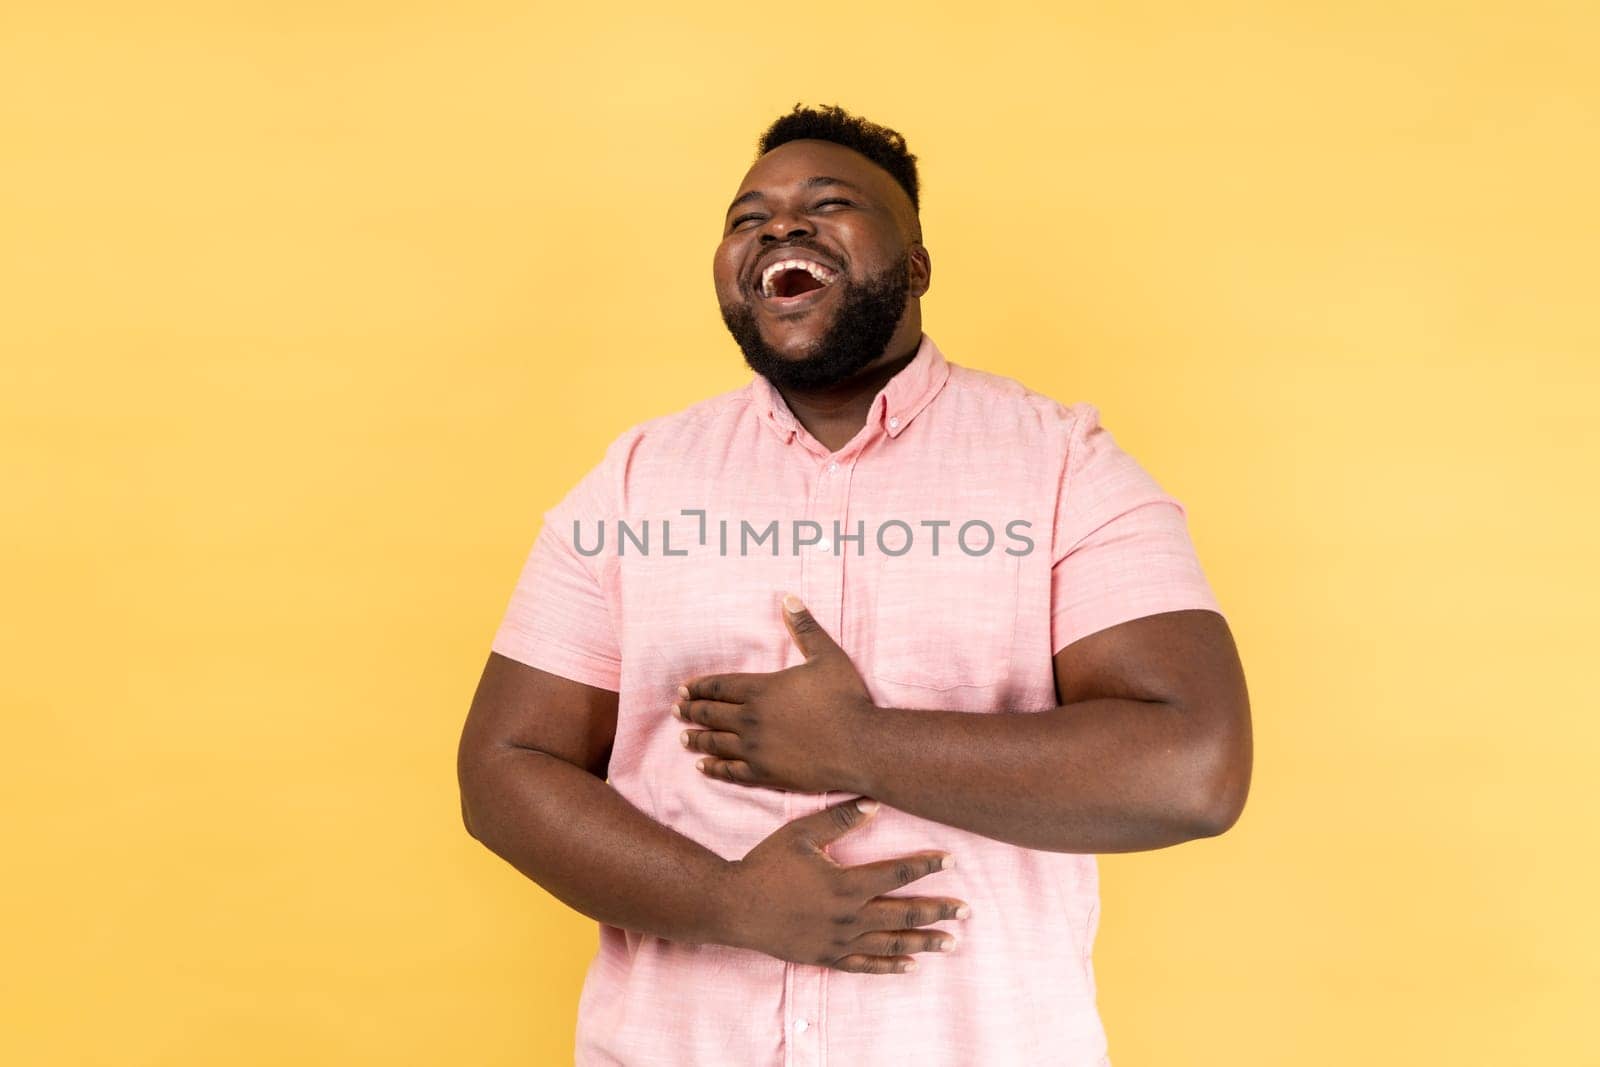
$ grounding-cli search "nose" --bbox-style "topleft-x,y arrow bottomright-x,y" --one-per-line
758,208 -> 813,244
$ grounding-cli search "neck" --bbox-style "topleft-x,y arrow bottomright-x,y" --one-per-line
774,332 -> 921,454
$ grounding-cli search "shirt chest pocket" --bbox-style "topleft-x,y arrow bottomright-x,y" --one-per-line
867,548 -> 1020,691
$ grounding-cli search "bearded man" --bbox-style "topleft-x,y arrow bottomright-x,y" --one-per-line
459,104 -> 1252,1066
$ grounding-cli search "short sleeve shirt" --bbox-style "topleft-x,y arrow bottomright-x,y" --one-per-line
491,333 -> 1222,1066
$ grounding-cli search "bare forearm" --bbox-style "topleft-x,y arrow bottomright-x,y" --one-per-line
846,698 -> 1243,853
462,747 -> 737,945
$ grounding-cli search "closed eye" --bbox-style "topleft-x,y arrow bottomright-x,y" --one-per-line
728,198 -> 851,232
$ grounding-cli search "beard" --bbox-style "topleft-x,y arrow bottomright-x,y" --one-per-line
719,248 -> 912,392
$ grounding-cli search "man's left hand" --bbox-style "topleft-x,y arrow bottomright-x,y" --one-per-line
675,594 -> 875,794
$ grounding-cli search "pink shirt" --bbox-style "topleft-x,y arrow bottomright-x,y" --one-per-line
491,334 -> 1222,1066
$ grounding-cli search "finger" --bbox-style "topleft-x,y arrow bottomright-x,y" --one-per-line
673,698 -> 744,731
856,895 -> 971,932
787,796 -> 880,849
680,728 -> 742,758
781,593 -> 844,661
846,929 -> 957,957
830,954 -> 918,975
843,851 -> 954,896
681,673 -> 763,704
696,757 -> 757,784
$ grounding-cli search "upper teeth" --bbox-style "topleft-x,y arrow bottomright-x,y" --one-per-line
760,258 -> 837,297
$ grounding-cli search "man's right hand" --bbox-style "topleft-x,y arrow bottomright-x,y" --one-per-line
719,797 -> 969,974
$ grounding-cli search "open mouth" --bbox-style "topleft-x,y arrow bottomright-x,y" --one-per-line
758,258 -> 839,302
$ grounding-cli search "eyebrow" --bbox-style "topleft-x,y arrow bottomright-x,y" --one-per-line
726,176 -> 867,216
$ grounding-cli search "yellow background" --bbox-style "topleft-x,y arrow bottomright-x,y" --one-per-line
4,2 -> 1596,1063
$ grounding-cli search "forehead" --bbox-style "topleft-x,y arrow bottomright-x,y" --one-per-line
734,139 -> 907,210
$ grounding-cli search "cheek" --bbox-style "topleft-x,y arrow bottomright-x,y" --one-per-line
712,243 -> 744,296
836,223 -> 900,276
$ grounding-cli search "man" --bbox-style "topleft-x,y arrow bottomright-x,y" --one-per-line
458,104 -> 1251,1066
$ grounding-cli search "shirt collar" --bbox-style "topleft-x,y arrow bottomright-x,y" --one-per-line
748,333 -> 951,447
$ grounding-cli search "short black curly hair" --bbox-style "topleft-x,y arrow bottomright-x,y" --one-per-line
757,103 -> 921,214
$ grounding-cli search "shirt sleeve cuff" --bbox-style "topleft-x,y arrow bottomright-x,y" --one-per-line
1050,589 -> 1225,657
490,627 -> 622,692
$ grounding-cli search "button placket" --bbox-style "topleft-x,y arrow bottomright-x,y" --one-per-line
801,458 -> 850,667
786,963 -> 825,1067
786,456 -> 853,1067
770,436 -> 886,1060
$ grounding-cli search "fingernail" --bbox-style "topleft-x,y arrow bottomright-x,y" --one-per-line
955,904 -> 971,919
900,961 -> 917,973
855,798 -> 879,814
680,731 -> 691,746
939,938 -> 957,951
677,685 -> 690,700
940,855 -> 955,870
670,703 -> 682,719
782,593 -> 804,614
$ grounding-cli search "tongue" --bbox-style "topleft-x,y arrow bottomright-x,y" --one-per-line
775,269 -> 825,298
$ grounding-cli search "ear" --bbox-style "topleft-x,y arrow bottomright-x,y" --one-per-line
909,242 -> 932,299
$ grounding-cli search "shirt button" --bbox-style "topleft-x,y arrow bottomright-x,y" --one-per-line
794,1019 -> 810,1035
816,537 -> 832,554
828,461 -> 839,473
888,416 -> 900,430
